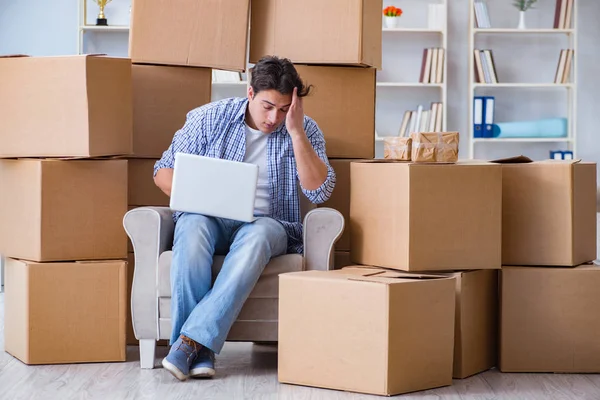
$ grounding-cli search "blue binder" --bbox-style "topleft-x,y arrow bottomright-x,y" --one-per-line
473,96 -> 484,138
482,96 -> 495,138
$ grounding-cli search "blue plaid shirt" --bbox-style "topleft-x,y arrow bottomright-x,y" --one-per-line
154,97 -> 336,254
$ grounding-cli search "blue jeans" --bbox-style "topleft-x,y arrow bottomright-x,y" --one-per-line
170,213 -> 288,354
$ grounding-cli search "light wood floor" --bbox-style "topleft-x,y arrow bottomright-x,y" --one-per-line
1,293 -> 600,399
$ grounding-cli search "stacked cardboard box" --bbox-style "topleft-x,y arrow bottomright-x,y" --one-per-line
0,54 -> 130,364
279,160 -> 503,396
125,0 -> 251,345
495,157 -> 599,373
250,0 -> 382,264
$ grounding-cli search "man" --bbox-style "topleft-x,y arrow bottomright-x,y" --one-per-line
153,56 -> 336,381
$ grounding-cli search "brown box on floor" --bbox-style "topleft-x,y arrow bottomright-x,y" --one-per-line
497,158 -> 596,266
296,66 -> 375,159
129,0 -> 249,71
128,159 -> 169,206
447,270 -> 498,379
500,266 -> 600,373
350,160 -> 502,271
132,64 -> 212,158
0,55 -> 132,158
318,159 -> 352,250
250,0 -> 382,68
4,258 -> 127,364
0,159 -> 128,262
333,251 -> 352,270
278,267 -> 456,396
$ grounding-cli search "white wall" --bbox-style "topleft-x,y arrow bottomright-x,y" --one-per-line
0,0 -> 598,166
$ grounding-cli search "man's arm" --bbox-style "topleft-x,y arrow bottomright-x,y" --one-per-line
154,168 -> 174,197
286,88 -> 336,203
153,109 -> 206,196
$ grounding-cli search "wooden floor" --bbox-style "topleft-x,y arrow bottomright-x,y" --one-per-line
1,293 -> 600,399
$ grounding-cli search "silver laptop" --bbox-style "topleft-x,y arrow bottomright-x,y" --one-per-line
170,153 -> 259,222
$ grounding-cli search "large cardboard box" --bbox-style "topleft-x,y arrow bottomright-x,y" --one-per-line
132,64 -> 212,158
319,160 -> 352,250
0,55 -> 132,158
448,270 -> 498,379
4,258 -> 127,364
128,159 -> 169,206
296,66 -> 375,159
500,266 -> 600,373
350,161 -> 502,271
498,159 -> 596,266
0,159 -> 128,262
129,0 -> 250,71
250,0 -> 382,68
278,267 -> 455,396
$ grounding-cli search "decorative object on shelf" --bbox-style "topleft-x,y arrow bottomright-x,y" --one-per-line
383,6 -> 403,28
512,0 -> 538,29
94,0 -> 113,26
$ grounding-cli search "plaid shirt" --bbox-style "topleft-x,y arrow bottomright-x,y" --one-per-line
154,97 -> 336,254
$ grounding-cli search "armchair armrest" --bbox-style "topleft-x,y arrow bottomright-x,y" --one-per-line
123,207 -> 175,341
303,207 -> 344,271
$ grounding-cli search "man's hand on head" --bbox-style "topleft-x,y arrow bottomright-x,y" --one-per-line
285,87 -> 305,139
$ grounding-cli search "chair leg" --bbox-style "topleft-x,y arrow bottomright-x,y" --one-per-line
139,339 -> 157,369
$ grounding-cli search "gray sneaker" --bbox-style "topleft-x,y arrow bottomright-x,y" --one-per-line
189,347 -> 215,378
162,335 -> 202,381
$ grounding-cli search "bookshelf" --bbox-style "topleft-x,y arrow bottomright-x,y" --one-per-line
467,0 -> 578,159
375,0 -> 448,147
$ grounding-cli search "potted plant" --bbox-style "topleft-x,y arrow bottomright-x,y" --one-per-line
513,0 -> 538,29
383,6 -> 403,29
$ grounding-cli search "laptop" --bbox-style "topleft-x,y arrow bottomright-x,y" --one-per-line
170,153 -> 259,222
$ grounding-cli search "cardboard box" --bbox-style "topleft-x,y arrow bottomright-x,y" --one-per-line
500,266 -> 600,373
448,270 -> 498,379
278,267 -> 455,396
278,268 -> 455,395
250,0 -> 382,68
129,0 -> 249,71
411,132 -> 459,163
384,137 -> 412,161
319,159 -> 352,250
334,251 -> 352,270
128,159 -> 169,206
296,66 -> 375,159
132,64 -> 212,157
0,55 -> 132,158
350,161 -> 502,271
498,158 -> 596,266
0,159 -> 128,262
4,258 -> 127,364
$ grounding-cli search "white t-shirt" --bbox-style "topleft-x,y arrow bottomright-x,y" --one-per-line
243,124 -> 270,215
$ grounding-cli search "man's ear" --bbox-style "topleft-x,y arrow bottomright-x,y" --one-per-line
247,86 -> 255,100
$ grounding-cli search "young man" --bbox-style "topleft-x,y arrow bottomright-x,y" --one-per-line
153,56 -> 336,381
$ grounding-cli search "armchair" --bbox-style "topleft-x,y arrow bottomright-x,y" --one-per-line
123,196 -> 344,369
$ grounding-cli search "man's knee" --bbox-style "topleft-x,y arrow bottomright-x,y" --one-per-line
237,218 -> 287,252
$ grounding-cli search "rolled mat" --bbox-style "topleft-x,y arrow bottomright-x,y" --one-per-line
493,118 -> 567,138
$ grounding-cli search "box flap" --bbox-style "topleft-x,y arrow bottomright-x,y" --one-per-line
536,159 -> 582,165
0,54 -> 29,58
491,155 -> 533,164
347,271 -> 451,285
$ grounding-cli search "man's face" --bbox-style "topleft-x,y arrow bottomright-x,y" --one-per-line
246,87 -> 292,134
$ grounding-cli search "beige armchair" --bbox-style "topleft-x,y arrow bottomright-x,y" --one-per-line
123,196 -> 344,369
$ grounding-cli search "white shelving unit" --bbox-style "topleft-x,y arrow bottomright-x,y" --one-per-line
467,0 -> 578,159
376,0 -> 448,146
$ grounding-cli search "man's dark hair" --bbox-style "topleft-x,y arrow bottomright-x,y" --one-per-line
249,56 -> 312,98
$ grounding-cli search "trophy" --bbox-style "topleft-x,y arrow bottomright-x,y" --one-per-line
93,0 -> 113,26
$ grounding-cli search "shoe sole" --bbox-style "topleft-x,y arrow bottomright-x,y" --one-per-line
162,358 -> 189,381
189,367 -> 215,379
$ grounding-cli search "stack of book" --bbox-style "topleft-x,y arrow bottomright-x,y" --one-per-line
419,48 -> 445,84
554,49 -> 574,83
473,0 -> 491,28
554,0 -> 574,29
473,49 -> 498,84
397,103 -> 444,137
